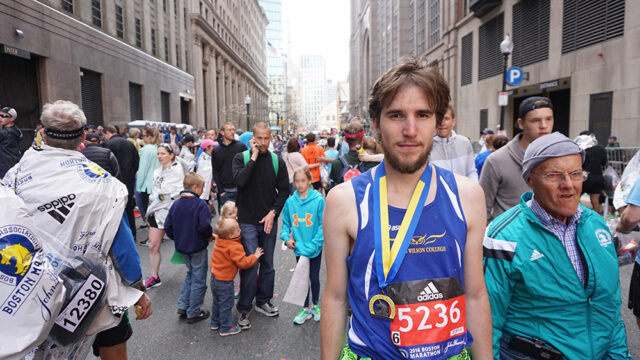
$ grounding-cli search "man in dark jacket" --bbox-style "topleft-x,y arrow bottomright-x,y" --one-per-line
212,122 -> 247,209
103,125 -> 140,240
0,107 -> 23,178
232,122 -> 289,329
81,132 -> 121,178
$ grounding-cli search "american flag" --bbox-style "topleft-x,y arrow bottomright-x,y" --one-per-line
267,41 -> 278,56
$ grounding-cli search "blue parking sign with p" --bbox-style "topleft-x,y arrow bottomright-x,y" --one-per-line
506,67 -> 523,86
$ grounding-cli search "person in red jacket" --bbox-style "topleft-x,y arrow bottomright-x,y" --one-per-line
210,218 -> 263,336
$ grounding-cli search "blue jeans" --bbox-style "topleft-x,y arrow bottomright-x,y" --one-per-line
210,276 -> 235,331
236,222 -> 277,314
296,252 -> 322,307
218,190 -> 237,212
177,248 -> 209,318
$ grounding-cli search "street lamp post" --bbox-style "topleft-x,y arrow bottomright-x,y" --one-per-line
244,94 -> 251,131
499,35 -> 513,132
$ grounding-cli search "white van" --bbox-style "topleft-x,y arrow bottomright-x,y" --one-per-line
127,120 -> 194,134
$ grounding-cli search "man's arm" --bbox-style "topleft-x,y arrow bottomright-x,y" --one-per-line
321,183 -> 355,359
271,156 -> 291,216
617,204 -> 640,234
109,152 -> 121,179
231,152 -> 254,188
478,157 -> 499,221
464,140 -> 479,181
456,175 -> 492,359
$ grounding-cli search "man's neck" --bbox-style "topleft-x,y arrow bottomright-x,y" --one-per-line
223,138 -> 233,145
518,133 -> 531,152
383,162 -> 429,209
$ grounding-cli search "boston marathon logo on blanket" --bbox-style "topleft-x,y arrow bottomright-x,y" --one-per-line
386,276 -> 468,359
59,158 -> 111,183
0,225 -> 45,316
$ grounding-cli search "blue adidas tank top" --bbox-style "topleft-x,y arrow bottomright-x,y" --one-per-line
346,165 -> 473,360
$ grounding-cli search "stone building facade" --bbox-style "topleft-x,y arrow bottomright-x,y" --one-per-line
350,0 -> 638,146
0,0 -> 195,149
189,0 -> 268,131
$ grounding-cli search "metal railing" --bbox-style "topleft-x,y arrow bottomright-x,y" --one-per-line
606,147 -> 640,175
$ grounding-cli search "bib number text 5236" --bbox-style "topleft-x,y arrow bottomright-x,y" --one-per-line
390,295 -> 466,346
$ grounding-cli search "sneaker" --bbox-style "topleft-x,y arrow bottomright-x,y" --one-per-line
177,308 -> 187,318
210,324 -> 219,330
238,313 -> 251,329
234,290 -> 240,299
312,304 -> 321,322
139,239 -> 149,246
186,310 -> 210,324
293,308 -> 312,325
219,325 -> 242,337
145,277 -> 162,289
255,301 -> 279,317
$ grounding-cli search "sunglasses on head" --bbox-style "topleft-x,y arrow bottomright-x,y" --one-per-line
158,143 -> 174,153
0,114 -> 10,118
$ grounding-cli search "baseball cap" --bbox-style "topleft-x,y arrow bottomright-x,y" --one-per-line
85,132 -> 100,142
518,96 -> 553,119
1,107 -> 17,119
481,128 -> 495,135
182,134 -> 195,143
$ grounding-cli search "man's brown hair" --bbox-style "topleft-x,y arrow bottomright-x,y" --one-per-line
368,56 -> 450,126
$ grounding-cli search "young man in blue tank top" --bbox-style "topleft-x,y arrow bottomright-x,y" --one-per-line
321,58 -> 492,360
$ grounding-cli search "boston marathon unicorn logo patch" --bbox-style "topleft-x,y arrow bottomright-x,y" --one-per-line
595,229 -> 612,248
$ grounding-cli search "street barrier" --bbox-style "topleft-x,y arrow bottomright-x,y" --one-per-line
606,147 -> 639,175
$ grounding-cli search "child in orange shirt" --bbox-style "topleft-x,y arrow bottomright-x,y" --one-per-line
210,218 -> 263,336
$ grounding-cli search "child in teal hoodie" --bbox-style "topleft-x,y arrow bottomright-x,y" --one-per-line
280,166 -> 325,325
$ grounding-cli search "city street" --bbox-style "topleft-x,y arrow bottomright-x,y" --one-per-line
87,216 -> 640,359
92,215 -> 325,360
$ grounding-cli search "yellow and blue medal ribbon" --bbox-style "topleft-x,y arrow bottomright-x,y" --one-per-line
372,161 -> 432,289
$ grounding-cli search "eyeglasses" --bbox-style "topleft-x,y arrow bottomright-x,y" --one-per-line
534,170 -> 588,183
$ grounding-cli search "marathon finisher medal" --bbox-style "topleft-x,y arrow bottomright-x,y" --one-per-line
370,161 -> 432,321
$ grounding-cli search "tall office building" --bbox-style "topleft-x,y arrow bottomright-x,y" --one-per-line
259,0 -> 287,127
350,0 -> 638,145
300,54 -> 326,129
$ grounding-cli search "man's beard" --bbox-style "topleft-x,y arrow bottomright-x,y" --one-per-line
381,140 -> 431,174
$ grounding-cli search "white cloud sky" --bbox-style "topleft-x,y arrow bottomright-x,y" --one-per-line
282,0 -> 350,82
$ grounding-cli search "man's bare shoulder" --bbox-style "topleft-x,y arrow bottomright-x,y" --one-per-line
453,174 -> 486,209
325,181 -> 356,211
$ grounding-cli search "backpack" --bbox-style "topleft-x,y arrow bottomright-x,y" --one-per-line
338,154 -> 366,183
242,150 -> 279,176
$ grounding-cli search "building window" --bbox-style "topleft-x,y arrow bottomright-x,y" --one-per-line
461,32 -> 473,86
161,91 -> 171,123
91,0 -> 102,27
129,82 -> 143,121
417,0 -> 426,54
151,28 -> 157,55
409,1 -> 415,55
164,36 -> 169,61
135,18 -> 142,47
115,4 -> 124,39
428,0 -> 440,48
478,13 -> 504,81
513,0 -> 550,67
562,0 -> 625,54
62,0 -> 73,13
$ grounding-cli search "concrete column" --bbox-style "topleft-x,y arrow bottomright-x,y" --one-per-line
218,59 -> 226,122
208,50 -> 218,130
192,33 -> 205,129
